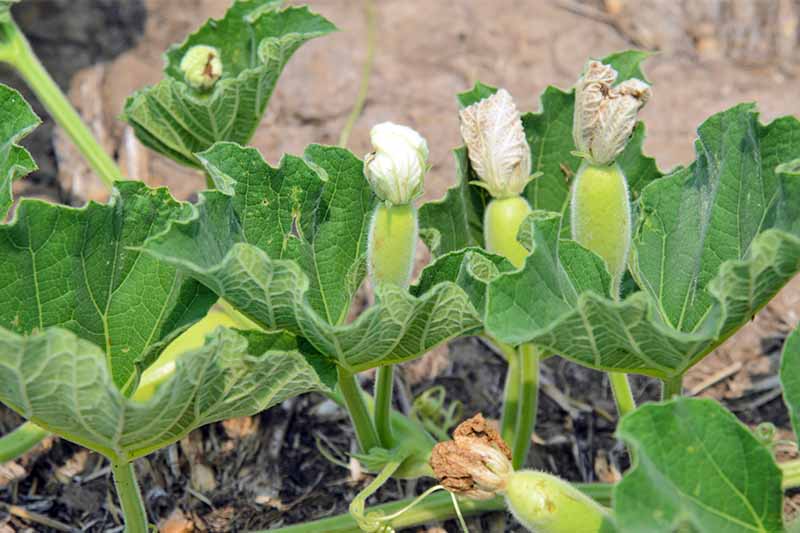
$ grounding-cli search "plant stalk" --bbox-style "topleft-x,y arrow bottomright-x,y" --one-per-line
0,421 -> 49,462
609,372 -> 636,418
263,483 -> 613,533
661,375 -> 683,400
111,460 -> 148,533
500,347 -> 520,444
337,366 -> 380,453
781,459 -> 800,490
511,343 -> 539,469
374,365 -> 395,447
0,19 -> 121,189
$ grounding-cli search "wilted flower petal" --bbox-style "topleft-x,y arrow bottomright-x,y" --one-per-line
573,61 -> 651,165
364,122 -> 428,205
459,89 -> 532,198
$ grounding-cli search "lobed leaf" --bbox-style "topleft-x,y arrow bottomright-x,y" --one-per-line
0,182 -> 216,393
0,83 -> 38,218
0,326 -> 330,462
420,50 -> 661,256
122,1 -> 336,167
142,143 -> 482,372
614,398 -> 783,532
486,105 -> 800,378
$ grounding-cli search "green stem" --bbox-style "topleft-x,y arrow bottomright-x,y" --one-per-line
349,459 -> 402,530
0,19 -> 121,189
511,343 -> 539,470
500,347 -> 520,444
374,365 -> 394,448
0,421 -> 49,462
781,459 -> 800,490
337,366 -> 380,453
264,483 -> 613,533
609,372 -> 636,418
111,460 -> 148,533
661,375 -> 683,400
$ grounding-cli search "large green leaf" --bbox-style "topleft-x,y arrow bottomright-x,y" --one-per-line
0,83 -> 38,218
614,398 -> 783,532
781,324 -> 800,441
122,1 -> 335,167
420,50 -> 661,256
0,181 -> 216,393
0,326 -> 330,462
485,106 -> 800,378
142,143 -> 482,372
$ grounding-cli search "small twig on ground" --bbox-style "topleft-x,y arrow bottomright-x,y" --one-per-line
0,501 -> 73,532
688,361 -> 743,396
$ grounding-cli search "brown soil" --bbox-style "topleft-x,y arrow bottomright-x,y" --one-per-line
3,1 -> 800,532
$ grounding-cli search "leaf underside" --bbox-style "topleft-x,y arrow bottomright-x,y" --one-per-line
0,326 -> 329,462
122,1 -> 336,167
142,143 -> 482,372
614,398 -> 783,533
781,325 -> 800,442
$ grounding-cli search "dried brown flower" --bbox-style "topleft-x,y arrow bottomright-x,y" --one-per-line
429,413 -> 513,500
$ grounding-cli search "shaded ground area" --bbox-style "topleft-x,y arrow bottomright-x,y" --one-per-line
2,1 -> 800,531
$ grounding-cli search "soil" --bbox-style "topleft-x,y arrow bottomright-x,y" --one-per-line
2,1 -> 800,532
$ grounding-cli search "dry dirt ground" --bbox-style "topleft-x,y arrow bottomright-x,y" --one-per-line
3,1 -> 800,532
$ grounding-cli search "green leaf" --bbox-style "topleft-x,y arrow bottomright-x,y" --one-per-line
0,181 -> 216,393
0,0 -> 18,22
0,325 -> 330,462
420,50 -> 661,256
486,105 -> 800,378
142,143 -> 482,372
122,1 -> 336,167
614,398 -> 783,533
781,325 -> 800,441
0,84 -> 38,218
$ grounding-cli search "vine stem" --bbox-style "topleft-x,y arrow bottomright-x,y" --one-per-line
337,366 -> 380,453
609,372 -> 636,418
337,0 -> 376,148
781,459 -> 800,490
0,421 -> 49,462
500,345 -> 520,444
661,375 -> 683,400
111,460 -> 148,533
0,19 -> 121,189
264,483 -> 613,533
374,365 -> 394,447
511,343 -> 540,470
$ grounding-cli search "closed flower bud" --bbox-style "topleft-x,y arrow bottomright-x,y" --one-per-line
364,122 -> 428,206
459,89 -> 533,199
573,61 -> 651,166
430,414 -> 513,500
180,45 -> 223,90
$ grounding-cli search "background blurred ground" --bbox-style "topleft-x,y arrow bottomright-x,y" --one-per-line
3,0 -> 800,531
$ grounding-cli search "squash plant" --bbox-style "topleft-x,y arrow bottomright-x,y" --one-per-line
1,1 -> 800,532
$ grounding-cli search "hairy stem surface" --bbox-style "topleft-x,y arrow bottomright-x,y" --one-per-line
511,343 -> 539,469
337,367 -> 380,453
111,460 -> 148,533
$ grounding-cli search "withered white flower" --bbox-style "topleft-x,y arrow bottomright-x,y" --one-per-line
459,89 -> 533,198
364,122 -> 428,205
573,61 -> 651,166
180,45 -> 223,90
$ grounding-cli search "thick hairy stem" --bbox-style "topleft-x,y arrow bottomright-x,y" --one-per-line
661,375 -> 683,400
111,460 -> 149,533
609,372 -> 636,418
511,343 -> 540,469
337,367 -> 380,453
374,365 -> 395,447
0,19 -> 121,188
500,347 -> 520,444
0,421 -> 49,462
264,483 -> 613,533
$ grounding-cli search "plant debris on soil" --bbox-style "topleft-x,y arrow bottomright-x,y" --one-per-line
3,1 -> 800,532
